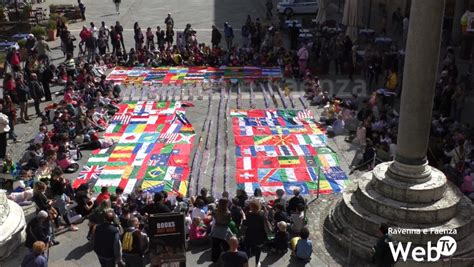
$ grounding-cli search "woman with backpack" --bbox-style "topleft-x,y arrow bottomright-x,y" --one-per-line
122,216 -> 148,267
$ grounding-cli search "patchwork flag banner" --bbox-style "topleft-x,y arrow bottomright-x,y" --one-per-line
107,66 -> 282,85
73,101 -> 194,195
232,109 -> 349,196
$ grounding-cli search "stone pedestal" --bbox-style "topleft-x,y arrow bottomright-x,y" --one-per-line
326,163 -> 474,265
325,0 -> 474,265
0,189 -> 26,260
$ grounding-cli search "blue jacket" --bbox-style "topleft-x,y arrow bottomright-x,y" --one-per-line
224,25 -> 234,38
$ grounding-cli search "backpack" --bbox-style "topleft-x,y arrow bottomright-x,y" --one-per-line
122,230 -> 135,252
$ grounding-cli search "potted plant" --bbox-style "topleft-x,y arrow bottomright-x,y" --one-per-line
46,20 -> 57,41
31,25 -> 46,39
49,4 -> 57,14
20,4 -> 32,20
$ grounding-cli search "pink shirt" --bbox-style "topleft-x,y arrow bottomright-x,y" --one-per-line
189,224 -> 206,241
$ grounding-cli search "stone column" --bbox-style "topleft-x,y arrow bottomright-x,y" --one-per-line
391,0 -> 445,175
453,0 -> 467,45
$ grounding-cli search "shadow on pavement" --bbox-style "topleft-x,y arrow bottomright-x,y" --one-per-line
196,248 -> 212,264
65,241 -> 93,261
261,252 -> 287,266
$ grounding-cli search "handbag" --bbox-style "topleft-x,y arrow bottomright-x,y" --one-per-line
48,207 -> 58,219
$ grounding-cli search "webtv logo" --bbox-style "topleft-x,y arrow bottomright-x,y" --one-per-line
389,236 -> 457,262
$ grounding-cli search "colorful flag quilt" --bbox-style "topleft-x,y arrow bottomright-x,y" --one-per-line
73,101 -> 194,196
106,66 -> 282,85
231,109 -> 349,196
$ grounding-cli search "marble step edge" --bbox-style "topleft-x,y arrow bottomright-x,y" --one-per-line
354,178 -> 462,224
337,189 -> 474,243
372,162 -> 447,203
327,200 -> 474,266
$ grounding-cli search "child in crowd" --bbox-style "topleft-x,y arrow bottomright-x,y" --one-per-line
291,227 -> 312,261
290,203 -> 305,234
189,217 -> 208,245
271,221 -> 289,253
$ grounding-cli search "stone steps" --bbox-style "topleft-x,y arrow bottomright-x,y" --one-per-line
328,188 -> 474,264
372,162 -> 447,203
355,177 -> 461,224
340,181 -> 474,242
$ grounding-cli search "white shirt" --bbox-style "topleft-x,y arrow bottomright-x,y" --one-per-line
99,25 -> 109,38
34,132 -> 45,144
191,207 -> 206,219
403,17 -> 409,31
91,26 -> 99,39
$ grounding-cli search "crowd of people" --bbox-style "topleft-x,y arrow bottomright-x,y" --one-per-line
302,43 -> 474,200
0,8 -> 320,266
21,183 -> 313,267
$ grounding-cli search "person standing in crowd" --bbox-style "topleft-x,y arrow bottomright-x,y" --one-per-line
6,46 -> 21,74
116,21 -> 126,52
122,217 -> 148,267
145,27 -> 154,49
221,236 -> 249,267
99,21 -> 110,52
289,22 -> 299,50
210,198 -> 231,263
266,0 -> 273,20
15,75 -> 30,123
165,25 -> 174,49
211,25 -> 222,48
21,241 -> 48,267
36,37 -> 51,65
114,0 -> 121,15
94,211 -> 124,267
155,26 -> 165,49
0,105 -> 9,160
165,13 -> 174,30
297,43 -> 309,76
242,200 -> 267,267
391,7 -> 403,36
25,211 -> 51,250
372,223 -> 395,267
134,25 -> 144,51
29,73 -> 45,118
78,0 -> 86,21
241,24 -> 250,48
41,64 -> 54,101
3,95 -> 19,142
224,22 -> 234,50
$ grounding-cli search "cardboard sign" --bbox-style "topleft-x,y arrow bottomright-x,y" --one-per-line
148,213 -> 186,266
